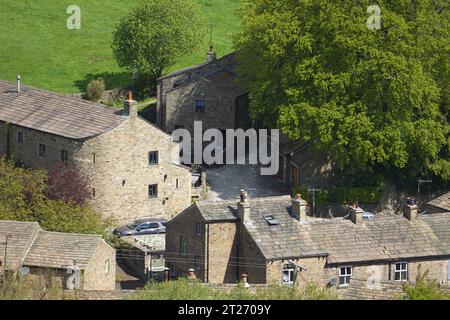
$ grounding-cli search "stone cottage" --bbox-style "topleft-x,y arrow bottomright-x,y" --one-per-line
0,220 -> 116,291
156,50 -> 251,135
166,192 -> 450,291
0,79 -> 192,223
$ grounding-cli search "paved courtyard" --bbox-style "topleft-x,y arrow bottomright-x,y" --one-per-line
204,163 -> 290,202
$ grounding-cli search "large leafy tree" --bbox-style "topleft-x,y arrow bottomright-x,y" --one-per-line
112,0 -> 207,97
234,0 -> 450,181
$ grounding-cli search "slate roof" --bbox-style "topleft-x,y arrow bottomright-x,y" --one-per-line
23,231 -> 103,270
0,221 -> 41,270
0,80 -> 126,139
0,220 -> 108,271
197,201 -> 238,222
195,196 -> 450,263
427,192 -> 450,212
345,279 -> 404,300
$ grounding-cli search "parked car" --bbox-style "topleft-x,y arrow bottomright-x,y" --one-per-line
113,218 -> 167,237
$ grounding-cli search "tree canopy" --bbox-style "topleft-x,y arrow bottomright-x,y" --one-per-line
234,0 -> 450,181
112,0 -> 207,96
0,157 -> 109,235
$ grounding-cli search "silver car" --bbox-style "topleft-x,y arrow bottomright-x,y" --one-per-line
113,218 -> 167,237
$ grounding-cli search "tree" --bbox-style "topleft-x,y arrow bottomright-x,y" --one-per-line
234,0 -> 450,181
46,161 -> 91,206
402,270 -> 450,300
0,157 -> 110,236
112,0 -> 207,97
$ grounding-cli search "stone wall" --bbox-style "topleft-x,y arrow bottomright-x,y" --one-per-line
164,81 -> 237,134
207,222 -> 238,284
165,206 -> 207,281
84,240 -> 116,291
0,114 -> 192,223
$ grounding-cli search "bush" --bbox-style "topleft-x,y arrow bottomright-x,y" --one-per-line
85,78 -> 105,102
131,279 -> 339,300
402,271 -> 450,300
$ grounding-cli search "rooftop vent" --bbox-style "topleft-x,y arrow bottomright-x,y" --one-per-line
264,214 -> 279,226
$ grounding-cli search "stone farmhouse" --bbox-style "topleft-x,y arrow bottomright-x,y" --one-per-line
0,220 -> 116,291
156,50 -> 251,136
0,80 -> 192,223
165,191 -> 450,292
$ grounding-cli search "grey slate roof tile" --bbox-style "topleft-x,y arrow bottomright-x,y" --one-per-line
0,80 -> 126,139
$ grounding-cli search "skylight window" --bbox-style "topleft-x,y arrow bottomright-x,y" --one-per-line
264,215 -> 279,226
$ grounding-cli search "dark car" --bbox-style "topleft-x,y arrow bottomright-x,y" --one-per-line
113,218 -> 167,237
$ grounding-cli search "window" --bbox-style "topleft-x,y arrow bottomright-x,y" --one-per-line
195,100 -> 206,113
176,178 -> 179,189
38,144 -> 46,157
180,237 -> 187,256
148,184 -> 158,199
61,150 -> 68,163
92,153 -> 96,164
282,264 -> 296,285
17,132 -> 24,143
92,188 -> 96,198
196,223 -> 203,238
394,262 -> 408,281
339,266 -> 352,287
148,151 -> 159,165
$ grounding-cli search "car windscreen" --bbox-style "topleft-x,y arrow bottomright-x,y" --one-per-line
127,223 -> 140,230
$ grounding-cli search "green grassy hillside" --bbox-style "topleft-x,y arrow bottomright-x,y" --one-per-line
0,0 -> 241,93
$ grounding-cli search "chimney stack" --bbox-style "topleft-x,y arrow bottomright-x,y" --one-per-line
206,46 -> 217,63
123,90 -> 137,118
348,203 -> 364,225
292,194 -> 308,221
403,197 -> 418,221
238,189 -> 250,224
16,74 -> 21,93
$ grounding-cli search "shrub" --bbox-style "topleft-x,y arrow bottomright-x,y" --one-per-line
85,78 -> 105,102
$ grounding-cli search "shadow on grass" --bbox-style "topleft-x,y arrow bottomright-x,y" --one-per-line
74,71 -> 132,92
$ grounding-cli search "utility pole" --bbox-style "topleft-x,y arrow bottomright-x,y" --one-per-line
208,23 -> 215,49
417,179 -> 432,206
308,187 -> 321,217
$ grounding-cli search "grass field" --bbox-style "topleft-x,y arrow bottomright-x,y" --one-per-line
0,0 -> 241,93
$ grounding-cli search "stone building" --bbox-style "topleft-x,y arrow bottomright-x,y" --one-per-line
0,80 -> 192,223
0,220 -> 116,291
427,191 -> 450,214
156,51 -> 251,135
166,192 -> 450,291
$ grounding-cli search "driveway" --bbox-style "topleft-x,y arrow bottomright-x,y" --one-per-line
204,163 -> 289,202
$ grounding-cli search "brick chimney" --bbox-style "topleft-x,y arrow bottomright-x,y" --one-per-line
123,90 -> 137,118
403,197 -> 418,221
348,203 -> 364,225
292,194 -> 308,221
237,189 -> 250,224
206,46 -> 217,63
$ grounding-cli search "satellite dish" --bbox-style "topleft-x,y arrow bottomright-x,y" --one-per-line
20,266 -> 30,276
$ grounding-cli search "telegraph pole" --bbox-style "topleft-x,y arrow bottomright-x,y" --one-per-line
417,179 -> 432,206
308,187 -> 321,216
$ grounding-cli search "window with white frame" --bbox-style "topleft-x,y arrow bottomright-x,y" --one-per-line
339,266 -> 352,286
282,264 -> 296,285
394,262 -> 408,281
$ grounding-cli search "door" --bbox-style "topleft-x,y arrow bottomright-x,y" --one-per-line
291,165 -> 299,188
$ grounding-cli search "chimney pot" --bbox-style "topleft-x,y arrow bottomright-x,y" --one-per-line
124,90 -> 137,117
16,74 -> 21,93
